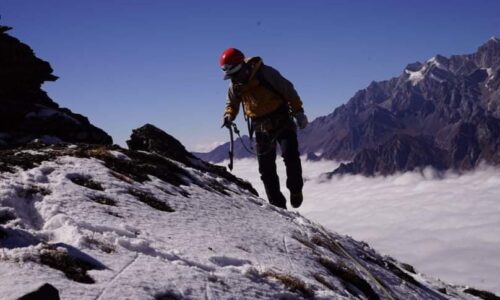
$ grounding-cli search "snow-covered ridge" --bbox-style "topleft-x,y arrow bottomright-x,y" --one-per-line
427,56 -> 449,71
402,37 -> 500,88
404,55 -> 451,86
1,144 -> 494,299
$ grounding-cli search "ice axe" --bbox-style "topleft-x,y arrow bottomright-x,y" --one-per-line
222,121 -> 237,171
228,123 -> 234,171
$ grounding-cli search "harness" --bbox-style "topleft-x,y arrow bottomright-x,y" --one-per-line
251,104 -> 294,134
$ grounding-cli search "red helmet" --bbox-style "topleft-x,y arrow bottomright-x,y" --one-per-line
219,48 -> 245,80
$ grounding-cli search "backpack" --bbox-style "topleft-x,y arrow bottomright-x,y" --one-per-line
242,66 -> 291,140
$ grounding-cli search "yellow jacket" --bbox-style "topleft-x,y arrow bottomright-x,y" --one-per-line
224,57 -> 303,120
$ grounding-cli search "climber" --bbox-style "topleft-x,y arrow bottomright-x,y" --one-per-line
219,48 -> 308,209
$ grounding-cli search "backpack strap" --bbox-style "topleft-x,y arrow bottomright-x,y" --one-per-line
256,67 -> 293,121
255,68 -> 287,105
241,102 -> 255,143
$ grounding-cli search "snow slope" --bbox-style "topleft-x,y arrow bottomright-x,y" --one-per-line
226,157 -> 500,296
0,145 -> 493,299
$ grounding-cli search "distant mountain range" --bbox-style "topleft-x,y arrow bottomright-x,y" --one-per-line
193,135 -> 254,164
196,38 -> 500,175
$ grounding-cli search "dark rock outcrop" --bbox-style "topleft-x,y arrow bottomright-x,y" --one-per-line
0,25 -> 112,148
127,124 -> 258,196
331,134 -> 448,176
334,114 -> 500,176
17,283 -> 60,300
449,115 -> 500,169
127,123 -> 195,166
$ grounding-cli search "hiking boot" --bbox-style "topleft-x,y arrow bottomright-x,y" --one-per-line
290,191 -> 303,208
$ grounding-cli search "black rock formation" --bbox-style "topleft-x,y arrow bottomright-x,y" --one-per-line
0,25 -> 112,148
17,283 -> 60,300
331,135 -> 448,176
127,123 -> 196,166
127,124 -> 258,196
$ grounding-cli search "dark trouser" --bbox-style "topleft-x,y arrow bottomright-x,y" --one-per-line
255,126 -> 303,209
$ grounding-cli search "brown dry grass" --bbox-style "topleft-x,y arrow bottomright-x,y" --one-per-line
262,270 -> 314,298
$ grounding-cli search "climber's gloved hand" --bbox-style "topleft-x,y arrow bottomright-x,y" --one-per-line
221,115 -> 233,129
294,110 -> 308,129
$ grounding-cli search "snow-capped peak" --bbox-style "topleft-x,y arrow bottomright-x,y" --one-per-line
404,55 -> 451,86
427,55 -> 449,71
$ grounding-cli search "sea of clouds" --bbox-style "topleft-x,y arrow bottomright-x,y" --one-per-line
221,157 -> 500,294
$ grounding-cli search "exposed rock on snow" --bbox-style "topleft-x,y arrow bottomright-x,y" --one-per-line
17,283 -> 60,300
127,123 -> 258,196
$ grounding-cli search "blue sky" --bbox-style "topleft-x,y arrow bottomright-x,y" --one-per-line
2,0 -> 500,150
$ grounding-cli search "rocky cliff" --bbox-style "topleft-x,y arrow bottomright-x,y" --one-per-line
0,25 -> 112,148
